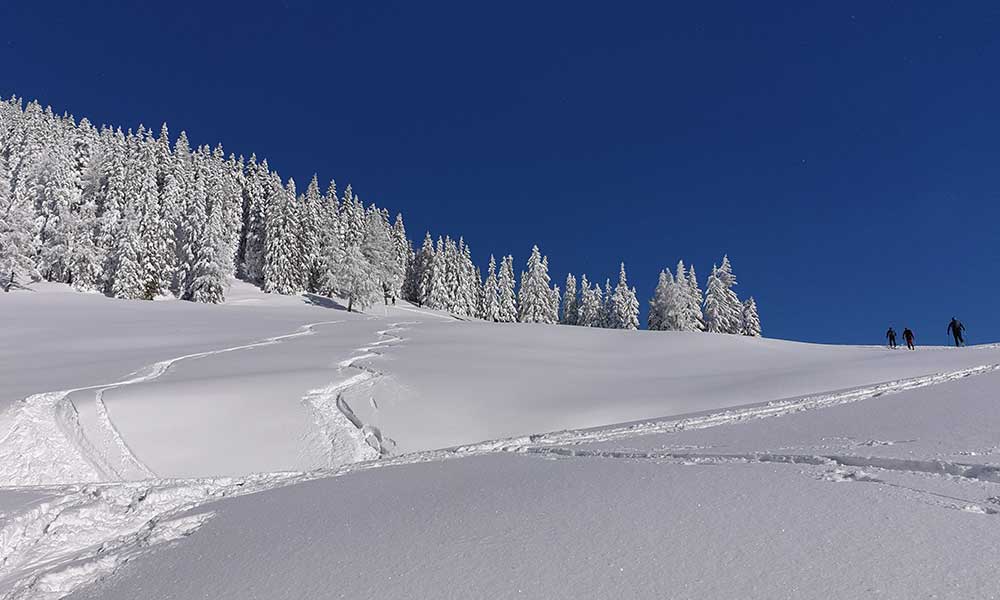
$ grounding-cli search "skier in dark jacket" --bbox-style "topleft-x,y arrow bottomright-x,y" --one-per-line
902,327 -> 915,350
948,317 -> 966,347
886,327 -> 897,349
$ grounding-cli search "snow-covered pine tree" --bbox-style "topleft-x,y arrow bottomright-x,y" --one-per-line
647,269 -> 672,331
187,192 -> 228,303
702,265 -> 724,333
219,151 -> 244,276
703,256 -> 741,334
703,265 -> 739,334
577,275 -> 601,327
29,140 -> 76,282
97,128 -> 128,292
173,139 -> 206,297
316,179 -> 341,288
283,178 -> 306,287
239,154 -> 267,283
497,255 -> 517,323
327,238 -> 378,312
684,264 -> 704,331
600,279 -> 613,328
517,245 -> 555,324
414,232 -> 435,307
442,236 -> 462,314
296,174 -> 321,292
610,263 -> 639,330
110,201 -> 144,300
481,254 -> 500,322
262,173 -> 299,294
391,214 -> 411,301
716,255 -> 742,334
136,134 -> 168,299
63,192 -> 103,291
427,236 -> 451,310
362,207 -> 399,305
561,273 -> 578,325
0,155 -> 38,290
458,238 -> 480,317
741,296 -> 762,337
549,283 -> 561,324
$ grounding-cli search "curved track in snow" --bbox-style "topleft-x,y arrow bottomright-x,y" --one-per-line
0,321 -> 344,487
0,320 -> 421,599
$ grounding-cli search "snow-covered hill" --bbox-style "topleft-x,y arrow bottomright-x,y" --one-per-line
2,284 -> 998,599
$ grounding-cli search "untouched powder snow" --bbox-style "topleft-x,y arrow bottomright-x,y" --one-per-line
2,284 -> 1000,599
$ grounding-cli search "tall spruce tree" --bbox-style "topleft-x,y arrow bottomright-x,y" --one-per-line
517,245 -> 555,323
577,275 -> 601,327
610,263 -> 639,330
648,269 -> 672,331
741,297 -> 762,337
481,254 -> 500,322
497,255 -> 518,323
561,273 -> 578,325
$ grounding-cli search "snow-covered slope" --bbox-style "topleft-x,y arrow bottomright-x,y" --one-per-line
2,284 -> 999,599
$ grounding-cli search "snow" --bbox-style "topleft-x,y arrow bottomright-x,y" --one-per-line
2,283 -> 1000,598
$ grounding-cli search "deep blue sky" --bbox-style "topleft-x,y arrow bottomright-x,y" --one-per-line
4,2 -> 999,343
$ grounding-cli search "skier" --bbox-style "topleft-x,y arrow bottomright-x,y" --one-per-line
947,317 -> 965,347
886,327 -> 897,349
902,327 -> 915,350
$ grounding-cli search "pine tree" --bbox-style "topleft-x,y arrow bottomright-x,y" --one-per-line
741,297 -> 762,337
29,143 -> 77,282
497,255 -> 518,323
427,236 -> 451,310
684,264 -> 704,331
327,241 -> 378,312
703,256 -> 742,334
362,207 -> 399,305
481,254 -> 500,322
136,135 -> 167,299
188,194 -> 228,303
517,245 -> 555,324
577,275 -> 601,327
300,174 -> 323,292
391,214 -> 411,301
610,263 -> 639,330
110,203 -> 143,300
63,193 -> 103,291
239,154 -> 267,283
414,232 -> 435,306
648,269 -> 672,331
601,279 -> 613,328
561,273 -> 578,325
0,156 -> 38,290
262,174 -> 299,294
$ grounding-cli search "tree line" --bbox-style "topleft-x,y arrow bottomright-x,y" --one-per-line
0,95 -> 760,335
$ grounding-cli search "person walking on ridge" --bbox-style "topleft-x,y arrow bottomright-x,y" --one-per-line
902,327 -> 915,350
948,317 -> 966,347
886,327 -> 897,349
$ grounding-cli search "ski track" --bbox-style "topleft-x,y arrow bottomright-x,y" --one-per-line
301,322 -> 417,460
2,325 -> 999,599
0,320 -> 345,488
0,320 -> 419,599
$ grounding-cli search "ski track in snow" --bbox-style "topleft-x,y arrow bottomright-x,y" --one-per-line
0,321 -> 345,488
2,324 -> 999,599
0,319 -> 421,599
300,321 -> 417,464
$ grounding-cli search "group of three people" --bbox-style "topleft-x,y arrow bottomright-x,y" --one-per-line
885,318 -> 966,350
